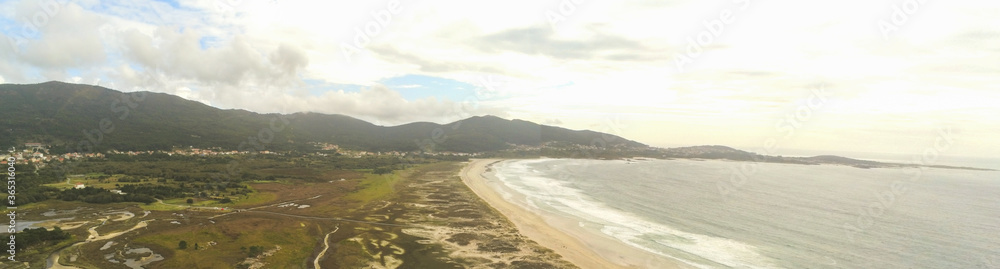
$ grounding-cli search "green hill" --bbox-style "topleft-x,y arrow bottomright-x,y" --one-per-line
0,81 -> 645,153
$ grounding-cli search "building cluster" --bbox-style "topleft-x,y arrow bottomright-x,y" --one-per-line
6,143 -> 105,163
311,142 -> 340,151
115,147 -> 278,157
505,141 -> 638,152
4,142 -> 479,164
3,143 -> 281,164
330,149 -> 478,158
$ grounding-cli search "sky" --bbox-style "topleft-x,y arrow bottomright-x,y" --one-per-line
0,0 -> 998,159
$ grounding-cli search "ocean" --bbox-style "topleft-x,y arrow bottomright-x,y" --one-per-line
488,158 -> 1000,269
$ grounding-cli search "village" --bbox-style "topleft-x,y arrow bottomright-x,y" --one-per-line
4,142 -> 480,166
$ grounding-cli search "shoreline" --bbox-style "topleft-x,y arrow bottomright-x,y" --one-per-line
459,159 -> 687,269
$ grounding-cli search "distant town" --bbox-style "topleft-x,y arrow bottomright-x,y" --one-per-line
5,142 -> 484,165
6,142 -> 991,172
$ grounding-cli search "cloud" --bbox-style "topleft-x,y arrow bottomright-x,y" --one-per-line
269,43 -> 309,78
120,27 -> 305,87
544,118 -> 563,125
367,44 -> 516,75
472,26 -> 665,62
231,84 -> 506,125
13,3 -> 107,69
0,0 -> 999,157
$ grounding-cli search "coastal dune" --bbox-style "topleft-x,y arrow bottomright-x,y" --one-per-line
459,159 -> 685,269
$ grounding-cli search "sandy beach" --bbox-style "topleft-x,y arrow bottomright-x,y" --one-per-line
460,159 -> 688,269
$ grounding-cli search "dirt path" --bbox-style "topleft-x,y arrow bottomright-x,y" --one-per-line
47,248 -> 83,269
88,220 -> 149,242
313,224 -> 340,269
47,219 -> 152,268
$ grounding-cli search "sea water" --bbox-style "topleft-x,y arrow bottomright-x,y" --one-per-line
490,158 -> 1000,268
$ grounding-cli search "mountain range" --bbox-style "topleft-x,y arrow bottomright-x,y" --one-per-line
2,81 -> 992,171
0,81 -> 644,153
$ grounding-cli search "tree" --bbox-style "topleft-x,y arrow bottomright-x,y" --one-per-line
220,197 -> 232,204
12,227 -> 70,251
373,167 -> 393,175
194,243 -> 199,250
186,198 -> 194,204
179,240 -> 187,249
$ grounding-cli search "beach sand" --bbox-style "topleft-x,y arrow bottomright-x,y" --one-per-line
460,159 -> 688,269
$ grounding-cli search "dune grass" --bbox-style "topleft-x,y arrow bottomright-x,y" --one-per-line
133,216 -> 318,268
345,171 -> 402,204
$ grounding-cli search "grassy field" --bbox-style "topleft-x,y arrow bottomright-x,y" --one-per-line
345,171 -> 403,204
138,201 -> 185,211
119,167 -> 415,268
11,159 -> 486,269
43,175 -> 124,190
132,215 -> 320,268
230,187 -> 278,206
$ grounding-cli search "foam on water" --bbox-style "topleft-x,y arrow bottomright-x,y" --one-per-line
494,160 -> 777,268
491,158 -> 1000,269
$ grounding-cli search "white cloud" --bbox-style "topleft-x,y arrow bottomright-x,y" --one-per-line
218,84 -> 504,125
0,0 -> 998,157
8,2 -> 107,69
